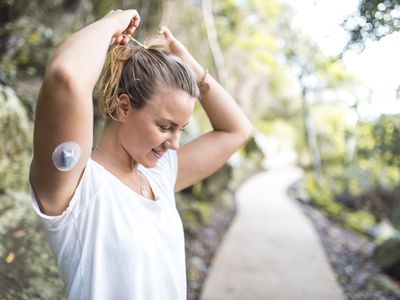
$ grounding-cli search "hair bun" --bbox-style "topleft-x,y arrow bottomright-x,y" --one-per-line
143,36 -> 170,54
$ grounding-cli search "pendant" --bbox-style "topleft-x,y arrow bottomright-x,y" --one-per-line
140,186 -> 148,198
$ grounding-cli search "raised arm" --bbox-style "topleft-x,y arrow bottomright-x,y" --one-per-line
30,10 -> 139,216
158,27 -> 253,192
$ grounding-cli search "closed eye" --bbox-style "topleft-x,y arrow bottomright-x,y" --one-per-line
158,125 -> 172,132
156,120 -> 189,133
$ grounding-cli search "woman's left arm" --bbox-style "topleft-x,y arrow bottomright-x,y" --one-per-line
158,27 -> 253,192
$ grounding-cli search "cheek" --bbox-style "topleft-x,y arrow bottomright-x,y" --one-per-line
142,127 -> 168,149
122,118 -> 167,150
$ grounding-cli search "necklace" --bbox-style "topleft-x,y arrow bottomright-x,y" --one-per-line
94,145 -> 149,198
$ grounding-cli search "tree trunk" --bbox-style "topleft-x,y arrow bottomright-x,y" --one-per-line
201,0 -> 227,87
301,84 -> 322,185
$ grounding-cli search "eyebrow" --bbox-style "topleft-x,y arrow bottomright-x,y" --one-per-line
157,118 -> 189,127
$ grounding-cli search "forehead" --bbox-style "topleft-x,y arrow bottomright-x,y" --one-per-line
145,88 -> 195,123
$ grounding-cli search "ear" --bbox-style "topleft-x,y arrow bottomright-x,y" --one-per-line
115,94 -> 132,123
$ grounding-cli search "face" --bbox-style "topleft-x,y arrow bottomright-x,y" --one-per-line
118,87 -> 196,168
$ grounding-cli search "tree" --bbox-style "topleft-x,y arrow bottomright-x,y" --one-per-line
201,0 -> 227,86
344,0 -> 400,50
213,0 -> 300,119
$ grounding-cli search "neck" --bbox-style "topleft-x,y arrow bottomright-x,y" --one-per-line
93,123 -> 139,176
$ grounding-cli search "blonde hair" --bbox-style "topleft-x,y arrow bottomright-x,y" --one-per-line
98,36 -> 199,121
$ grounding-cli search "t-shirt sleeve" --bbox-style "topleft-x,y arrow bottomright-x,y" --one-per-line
28,159 -> 94,232
166,150 -> 178,186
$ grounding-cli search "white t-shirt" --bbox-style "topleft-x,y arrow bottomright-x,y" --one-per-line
29,150 -> 187,300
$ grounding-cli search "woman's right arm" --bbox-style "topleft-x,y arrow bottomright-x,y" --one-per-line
30,10 -> 139,216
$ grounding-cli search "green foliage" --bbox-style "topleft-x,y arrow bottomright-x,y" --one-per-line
300,102 -> 400,234
213,0 -> 300,122
191,202 -> 213,223
304,111 -> 400,233
317,59 -> 354,88
304,172 -> 377,236
344,0 -> 400,50
0,0 -> 90,84
304,172 -> 344,217
355,115 -> 400,189
91,0 -> 119,19
1,21 -> 56,81
310,104 -> 356,167
344,210 -> 376,234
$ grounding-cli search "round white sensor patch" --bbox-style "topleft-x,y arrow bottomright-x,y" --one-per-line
52,142 -> 81,172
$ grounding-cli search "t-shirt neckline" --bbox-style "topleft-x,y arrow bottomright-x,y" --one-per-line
89,158 -> 161,204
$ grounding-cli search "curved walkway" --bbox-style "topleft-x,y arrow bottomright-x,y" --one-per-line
199,164 -> 345,300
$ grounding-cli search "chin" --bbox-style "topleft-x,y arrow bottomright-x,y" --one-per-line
140,159 -> 159,169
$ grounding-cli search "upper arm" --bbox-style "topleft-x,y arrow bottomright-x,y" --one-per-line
175,130 -> 250,192
30,67 -> 93,216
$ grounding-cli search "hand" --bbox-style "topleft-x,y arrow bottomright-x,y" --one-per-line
158,26 -> 188,62
102,9 -> 140,45
158,26 -> 203,79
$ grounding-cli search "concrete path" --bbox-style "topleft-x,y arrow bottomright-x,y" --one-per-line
199,164 -> 345,300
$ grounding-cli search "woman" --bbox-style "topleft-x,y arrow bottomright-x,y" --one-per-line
29,9 -> 252,300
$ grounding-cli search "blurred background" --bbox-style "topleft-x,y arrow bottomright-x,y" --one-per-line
1,0 -> 400,299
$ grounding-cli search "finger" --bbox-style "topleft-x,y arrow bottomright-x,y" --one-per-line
126,26 -> 135,35
115,35 -> 123,44
131,14 -> 140,27
158,26 -> 173,39
122,36 -> 129,45
122,27 -> 129,35
158,26 -> 165,36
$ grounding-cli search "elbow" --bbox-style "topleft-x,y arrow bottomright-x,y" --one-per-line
45,61 -> 75,90
237,121 -> 254,145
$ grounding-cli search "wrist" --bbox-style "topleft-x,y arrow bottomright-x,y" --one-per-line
197,68 -> 210,95
180,53 -> 203,81
99,15 -> 125,34
191,61 -> 204,81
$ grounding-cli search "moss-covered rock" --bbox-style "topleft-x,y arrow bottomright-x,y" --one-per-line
0,191 -> 64,299
373,233 -> 400,281
0,84 -> 32,192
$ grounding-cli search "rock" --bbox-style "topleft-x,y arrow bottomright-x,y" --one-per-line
240,134 -> 265,173
0,84 -> 32,191
0,191 -> 64,299
0,84 -> 64,299
373,233 -> 400,280
366,219 -> 396,241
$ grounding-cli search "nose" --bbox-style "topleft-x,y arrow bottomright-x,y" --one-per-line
165,132 -> 180,150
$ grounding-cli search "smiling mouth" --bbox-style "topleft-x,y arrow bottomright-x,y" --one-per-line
152,149 -> 165,158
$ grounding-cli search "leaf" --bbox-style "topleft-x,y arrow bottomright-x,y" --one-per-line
5,251 -> 15,264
